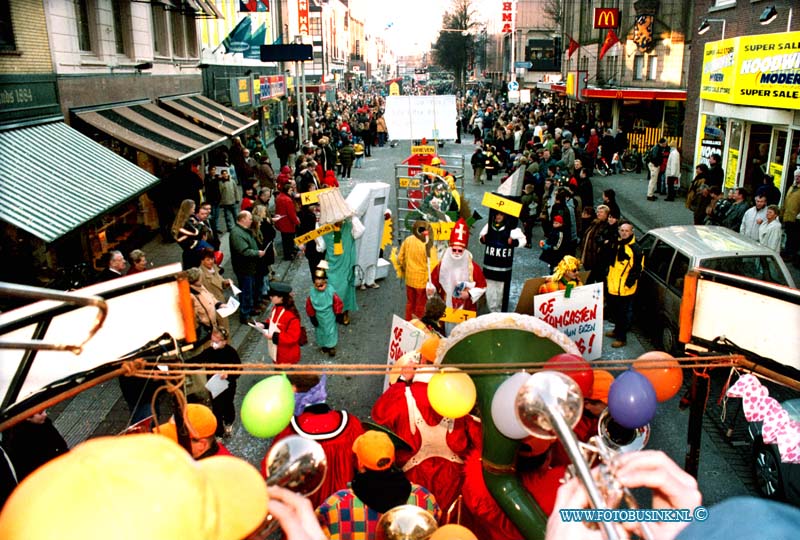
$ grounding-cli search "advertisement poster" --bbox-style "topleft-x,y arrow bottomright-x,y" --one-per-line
384,315 -> 427,390
533,283 -> 603,360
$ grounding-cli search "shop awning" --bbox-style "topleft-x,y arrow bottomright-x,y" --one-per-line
76,102 -> 226,164
0,121 -> 160,243
159,94 -> 258,137
580,87 -> 687,101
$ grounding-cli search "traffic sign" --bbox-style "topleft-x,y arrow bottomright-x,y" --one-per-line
514,61 -> 533,69
507,80 -> 519,91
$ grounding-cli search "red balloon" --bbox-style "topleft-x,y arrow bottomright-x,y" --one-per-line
544,353 -> 594,398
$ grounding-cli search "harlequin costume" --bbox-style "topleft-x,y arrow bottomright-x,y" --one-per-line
537,255 -> 583,298
371,378 -> 482,514
315,431 -> 440,540
430,219 -> 486,315
262,376 -> 365,509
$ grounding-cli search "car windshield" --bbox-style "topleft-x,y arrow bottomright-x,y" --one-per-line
702,256 -> 789,286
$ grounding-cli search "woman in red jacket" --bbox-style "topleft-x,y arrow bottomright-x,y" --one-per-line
274,181 -> 300,261
262,282 -> 302,364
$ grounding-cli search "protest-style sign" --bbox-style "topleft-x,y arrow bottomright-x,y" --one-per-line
533,282 -> 603,360
441,307 -> 476,324
411,145 -> 437,155
300,187 -> 333,205
482,192 -> 523,218
430,221 -> 456,241
514,272 -> 590,315
384,315 -> 427,390
293,223 -> 336,245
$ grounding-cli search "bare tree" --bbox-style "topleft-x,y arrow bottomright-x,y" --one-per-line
542,0 -> 563,28
431,0 -> 479,90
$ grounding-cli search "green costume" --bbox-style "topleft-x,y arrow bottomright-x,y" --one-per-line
307,284 -> 342,348
325,220 -> 358,313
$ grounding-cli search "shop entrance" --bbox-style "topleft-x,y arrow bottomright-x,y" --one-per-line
741,124 -> 772,195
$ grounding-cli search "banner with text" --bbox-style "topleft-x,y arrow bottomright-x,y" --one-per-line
384,315 -> 427,390
384,95 -> 458,140
534,283 -> 603,360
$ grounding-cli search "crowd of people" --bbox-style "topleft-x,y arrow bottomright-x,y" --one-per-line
3,84 -> 800,539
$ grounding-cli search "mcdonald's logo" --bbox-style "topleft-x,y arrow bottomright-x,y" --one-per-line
594,8 -> 619,29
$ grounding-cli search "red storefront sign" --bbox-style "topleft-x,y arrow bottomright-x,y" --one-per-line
298,0 -> 309,35
501,1 -> 514,34
593,8 -> 619,29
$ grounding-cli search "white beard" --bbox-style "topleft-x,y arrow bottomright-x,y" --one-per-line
439,248 -> 472,307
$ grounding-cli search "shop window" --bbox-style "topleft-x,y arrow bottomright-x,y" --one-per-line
111,0 -> 132,57
170,10 -> 185,57
647,56 -> 657,80
74,0 -> 95,53
0,0 -> 16,52
633,55 -> 644,80
151,4 -> 169,57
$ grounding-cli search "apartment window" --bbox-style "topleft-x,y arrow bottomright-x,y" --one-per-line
648,56 -> 657,80
151,5 -> 168,56
633,55 -> 644,80
74,0 -> 93,52
310,16 -> 322,37
111,0 -> 131,56
713,0 -> 735,6
0,0 -> 16,51
185,14 -> 198,58
170,11 -> 185,57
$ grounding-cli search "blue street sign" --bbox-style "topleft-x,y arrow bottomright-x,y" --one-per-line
514,61 -> 533,69
508,81 -> 519,91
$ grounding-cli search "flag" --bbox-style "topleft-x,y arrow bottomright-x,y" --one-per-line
221,17 -> 252,53
566,35 -> 580,59
599,29 -> 620,61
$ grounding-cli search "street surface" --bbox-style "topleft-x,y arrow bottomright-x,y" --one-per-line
49,139 -> 799,507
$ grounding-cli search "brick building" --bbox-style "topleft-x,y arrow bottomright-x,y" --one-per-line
684,0 -> 800,197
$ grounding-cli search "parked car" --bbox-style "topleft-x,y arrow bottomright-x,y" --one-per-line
635,226 -> 796,354
748,397 -> 800,506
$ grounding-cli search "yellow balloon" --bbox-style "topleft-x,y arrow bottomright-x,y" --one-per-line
427,368 -> 476,419
430,524 -> 479,540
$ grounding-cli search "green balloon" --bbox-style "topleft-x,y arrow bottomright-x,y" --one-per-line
241,375 -> 295,438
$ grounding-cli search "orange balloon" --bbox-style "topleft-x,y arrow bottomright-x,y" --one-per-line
633,351 -> 684,403
430,524 -> 479,540
419,336 -> 440,363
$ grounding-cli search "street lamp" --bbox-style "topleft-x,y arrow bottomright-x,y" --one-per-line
697,18 -> 726,40
758,5 -> 793,31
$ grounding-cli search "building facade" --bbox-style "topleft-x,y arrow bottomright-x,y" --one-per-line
684,0 -> 800,198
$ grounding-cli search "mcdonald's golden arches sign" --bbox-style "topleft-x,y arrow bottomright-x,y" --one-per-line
594,8 -> 619,29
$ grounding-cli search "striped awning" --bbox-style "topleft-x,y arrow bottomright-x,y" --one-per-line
76,102 -> 227,164
0,121 -> 160,243
160,94 -> 258,137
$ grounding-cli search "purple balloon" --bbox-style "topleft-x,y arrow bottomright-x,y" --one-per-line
607,370 -> 657,429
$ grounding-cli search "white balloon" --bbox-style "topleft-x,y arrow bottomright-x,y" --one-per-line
491,372 -> 533,440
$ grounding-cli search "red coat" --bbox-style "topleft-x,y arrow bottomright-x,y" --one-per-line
261,407 -> 364,508
430,259 -> 487,312
265,306 -> 302,364
371,381 -> 482,512
274,192 -> 299,233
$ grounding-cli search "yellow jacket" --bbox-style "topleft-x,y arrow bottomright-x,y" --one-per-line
397,235 -> 437,289
606,238 -> 644,297
782,184 -> 800,223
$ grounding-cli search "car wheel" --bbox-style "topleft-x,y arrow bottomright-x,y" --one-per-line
753,440 -> 784,499
658,320 -> 682,356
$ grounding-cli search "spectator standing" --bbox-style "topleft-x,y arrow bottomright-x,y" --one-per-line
230,211 -> 266,324
646,138 -> 670,201
740,195 -> 767,242
759,205 -> 783,252
722,188 -> 750,231
338,138 -> 355,180
274,181 -> 300,261
605,221 -> 644,348
375,113 -> 388,146
97,250 -> 126,282
664,145 -> 681,202
218,169 -> 238,235
193,327 -> 241,437
781,169 -> 800,264
203,165 -> 222,234
706,153 -> 725,189
471,145 -> 486,185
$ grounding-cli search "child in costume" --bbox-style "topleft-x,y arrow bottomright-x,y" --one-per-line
306,263 -> 344,357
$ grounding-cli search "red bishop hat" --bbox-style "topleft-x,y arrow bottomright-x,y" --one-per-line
449,218 -> 469,249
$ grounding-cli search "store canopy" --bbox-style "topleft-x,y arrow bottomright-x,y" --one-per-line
76,102 -> 226,164
0,121 -> 160,243
159,94 -> 258,137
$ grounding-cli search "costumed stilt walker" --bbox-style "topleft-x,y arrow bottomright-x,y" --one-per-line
429,218 -> 486,333
317,188 -> 364,325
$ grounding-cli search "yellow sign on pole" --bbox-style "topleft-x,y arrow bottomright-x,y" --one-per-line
441,307 -> 477,324
293,223 -> 336,245
481,192 -> 522,218
300,188 -> 333,205
422,165 -> 447,177
430,221 -> 456,241
411,145 -> 437,155
398,177 -> 421,188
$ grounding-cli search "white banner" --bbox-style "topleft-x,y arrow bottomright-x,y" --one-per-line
384,95 -> 458,140
384,315 -> 427,390
533,283 -> 604,360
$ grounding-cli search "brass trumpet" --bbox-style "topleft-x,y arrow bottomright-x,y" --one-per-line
515,371 -> 654,540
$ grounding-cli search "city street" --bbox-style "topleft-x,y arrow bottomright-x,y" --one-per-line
48,138 -> 780,507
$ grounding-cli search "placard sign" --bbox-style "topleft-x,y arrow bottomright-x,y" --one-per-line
293,223 -> 335,245
481,192 -> 522,217
384,315 -> 427,390
533,283 -> 603,360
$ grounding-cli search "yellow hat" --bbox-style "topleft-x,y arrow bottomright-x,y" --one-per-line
0,434 -> 268,540
352,430 -> 395,471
